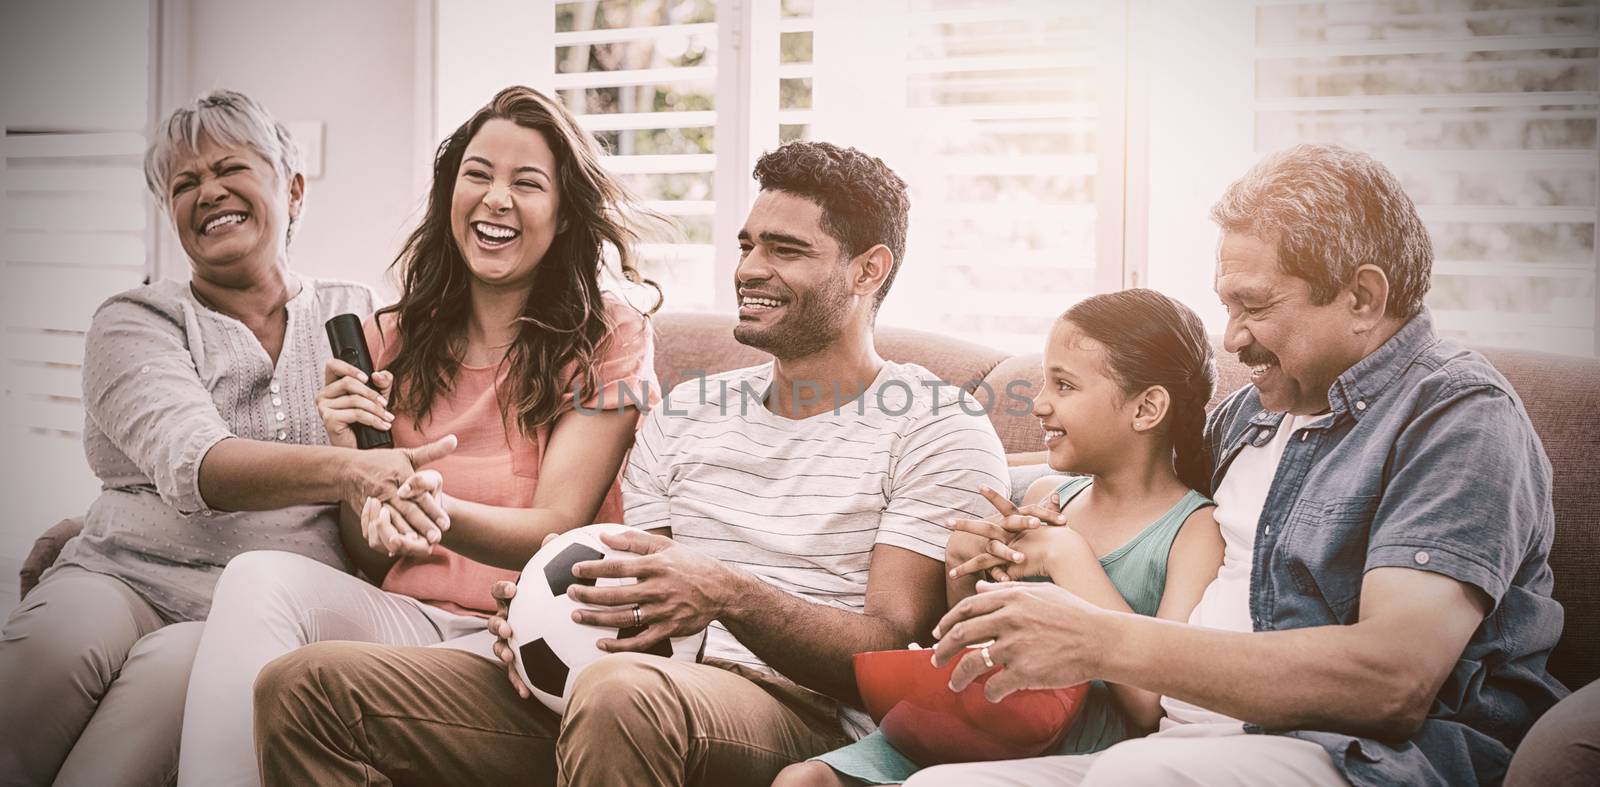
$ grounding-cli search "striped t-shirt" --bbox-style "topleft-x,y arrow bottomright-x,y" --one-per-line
622,360 -> 1008,736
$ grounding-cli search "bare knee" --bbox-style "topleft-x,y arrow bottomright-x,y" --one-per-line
772,760 -> 853,787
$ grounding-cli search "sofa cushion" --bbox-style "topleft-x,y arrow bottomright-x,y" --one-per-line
1478,348 -> 1600,690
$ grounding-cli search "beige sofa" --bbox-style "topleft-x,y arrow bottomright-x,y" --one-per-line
23,311 -> 1599,694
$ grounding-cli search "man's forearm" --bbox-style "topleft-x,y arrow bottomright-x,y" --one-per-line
1097,612 -> 1429,739
720,571 -> 917,706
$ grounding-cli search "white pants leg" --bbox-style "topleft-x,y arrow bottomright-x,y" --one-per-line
905,723 -> 1350,787
176,551 -> 484,787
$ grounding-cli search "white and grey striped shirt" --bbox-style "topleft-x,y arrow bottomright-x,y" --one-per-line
622,360 -> 1008,736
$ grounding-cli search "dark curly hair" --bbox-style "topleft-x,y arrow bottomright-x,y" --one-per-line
379,86 -> 663,438
751,141 -> 910,310
1063,289 -> 1217,495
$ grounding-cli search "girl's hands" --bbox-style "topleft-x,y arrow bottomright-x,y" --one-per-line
946,486 -> 1068,581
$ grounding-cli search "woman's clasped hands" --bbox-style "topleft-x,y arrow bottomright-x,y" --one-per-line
318,356 -> 455,558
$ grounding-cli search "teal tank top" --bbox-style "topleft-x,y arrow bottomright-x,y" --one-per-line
1039,475 -> 1214,755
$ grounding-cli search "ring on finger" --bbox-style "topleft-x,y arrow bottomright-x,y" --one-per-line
980,644 -> 996,670
632,605 -> 643,627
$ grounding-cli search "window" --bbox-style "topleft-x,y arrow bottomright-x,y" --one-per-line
1252,0 -> 1599,356
444,0 -> 1598,357
554,0 -> 722,307
539,0 -> 1127,351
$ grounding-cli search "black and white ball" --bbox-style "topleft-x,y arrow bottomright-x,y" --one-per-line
509,523 -> 707,714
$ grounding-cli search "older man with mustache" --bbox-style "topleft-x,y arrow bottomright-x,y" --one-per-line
919,144 -> 1567,787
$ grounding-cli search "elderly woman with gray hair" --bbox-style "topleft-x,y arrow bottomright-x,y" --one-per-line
0,90 -> 453,786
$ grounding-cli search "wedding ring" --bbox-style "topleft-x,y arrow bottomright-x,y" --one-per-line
980,645 -> 995,670
632,606 -> 643,627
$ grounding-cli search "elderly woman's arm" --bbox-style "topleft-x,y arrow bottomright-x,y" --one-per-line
198,437 -> 455,517
82,296 -> 449,524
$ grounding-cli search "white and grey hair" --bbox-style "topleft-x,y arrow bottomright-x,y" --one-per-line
1210,143 -> 1432,320
143,89 -> 304,244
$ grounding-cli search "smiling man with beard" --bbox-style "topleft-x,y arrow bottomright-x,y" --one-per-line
251,141 -> 1009,787
917,144 -> 1566,787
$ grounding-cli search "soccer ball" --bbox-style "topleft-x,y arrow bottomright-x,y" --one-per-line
508,523 -> 707,714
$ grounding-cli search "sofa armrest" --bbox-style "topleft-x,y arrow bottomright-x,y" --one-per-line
20,517 -> 82,599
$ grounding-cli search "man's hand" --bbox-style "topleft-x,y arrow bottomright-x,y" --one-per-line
931,580 -> 1111,702
488,533 -> 561,700
946,487 -> 1067,581
566,529 -> 739,654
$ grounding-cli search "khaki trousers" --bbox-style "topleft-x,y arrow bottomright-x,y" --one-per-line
254,645 -> 850,786
0,565 -> 204,787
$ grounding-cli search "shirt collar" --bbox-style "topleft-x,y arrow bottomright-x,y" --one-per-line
1328,308 -> 1439,421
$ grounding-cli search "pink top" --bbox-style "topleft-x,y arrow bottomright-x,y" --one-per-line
366,295 -> 659,616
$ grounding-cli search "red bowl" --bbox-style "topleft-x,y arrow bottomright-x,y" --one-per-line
853,647 -> 1089,766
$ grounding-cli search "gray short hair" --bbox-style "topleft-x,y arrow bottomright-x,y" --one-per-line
1210,144 -> 1432,320
143,89 -> 303,244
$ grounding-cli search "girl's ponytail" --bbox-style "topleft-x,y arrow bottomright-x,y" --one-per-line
1170,390 -> 1213,496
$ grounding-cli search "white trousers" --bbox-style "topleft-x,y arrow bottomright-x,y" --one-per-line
904,722 -> 1351,787
176,550 -> 490,787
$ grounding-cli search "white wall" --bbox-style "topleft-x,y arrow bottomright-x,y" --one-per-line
161,0 -> 430,298
1139,0 -> 1257,335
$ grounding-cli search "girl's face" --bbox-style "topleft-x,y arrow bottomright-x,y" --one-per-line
1032,319 -> 1140,473
451,118 -> 563,290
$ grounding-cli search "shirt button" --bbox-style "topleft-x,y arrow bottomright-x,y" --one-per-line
1355,400 -> 1367,411
140,365 -> 150,374
277,432 -> 287,441
276,412 -> 286,422
1263,525 -> 1271,536
272,397 -> 282,407
1414,550 -> 1430,566
270,383 -> 280,393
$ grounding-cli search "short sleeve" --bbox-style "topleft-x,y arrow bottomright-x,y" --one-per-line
621,406 -> 671,531
566,298 -> 660,414
81,296 -> 234,515
1364,385 -> 1551,605
880,406 -> 1010,561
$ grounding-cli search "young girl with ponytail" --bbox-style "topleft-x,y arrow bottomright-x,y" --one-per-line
778,288 -> 1226,787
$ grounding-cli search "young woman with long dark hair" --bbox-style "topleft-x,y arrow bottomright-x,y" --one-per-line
178,85 -> 665,787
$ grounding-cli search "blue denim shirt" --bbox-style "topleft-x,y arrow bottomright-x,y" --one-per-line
1205,310 -> 1567,787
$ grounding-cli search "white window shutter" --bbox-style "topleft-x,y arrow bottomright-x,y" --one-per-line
1254,0 -> 1599,356
0,0 -> 156,562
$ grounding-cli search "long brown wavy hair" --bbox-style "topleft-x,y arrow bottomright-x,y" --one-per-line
378,85 -> 663,437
